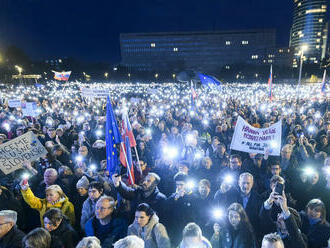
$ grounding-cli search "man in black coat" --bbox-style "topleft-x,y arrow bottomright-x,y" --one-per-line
259,191 -> 307,248
166,172 -> 198,247
111,172 -> 167,219
0,210 -> 25,248
214,172 -> 263,237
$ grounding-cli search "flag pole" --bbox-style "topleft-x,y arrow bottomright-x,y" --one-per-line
120,142 -> 134,184
133,146 -> 143,175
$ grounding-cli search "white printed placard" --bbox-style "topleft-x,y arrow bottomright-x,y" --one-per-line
230,116 -> 282,156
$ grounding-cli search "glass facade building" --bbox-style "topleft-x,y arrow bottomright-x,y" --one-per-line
290,0 -> 328,65
120,30 -> 290,73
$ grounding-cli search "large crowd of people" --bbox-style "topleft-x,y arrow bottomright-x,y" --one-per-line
0,80 -> 328,248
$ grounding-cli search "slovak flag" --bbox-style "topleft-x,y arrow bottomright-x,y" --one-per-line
321,69 -> 327,94
268,65 -> 273,100
122,113 -> 136,147
52,71 -> 71,81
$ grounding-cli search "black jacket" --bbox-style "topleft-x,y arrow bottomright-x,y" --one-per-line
0,225 -> 25,248
300,211 -> 330,248
50,219 -> 79,248
259,205 -> 307,248
214,188 -> 263,236
116,182 -> 167,218
211,224 -> 257,248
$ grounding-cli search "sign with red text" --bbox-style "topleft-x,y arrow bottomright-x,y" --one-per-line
230,116 -> 282,156
0,132 -> 47,174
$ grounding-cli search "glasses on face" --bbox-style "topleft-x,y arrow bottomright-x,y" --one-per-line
0,222 -> 10,226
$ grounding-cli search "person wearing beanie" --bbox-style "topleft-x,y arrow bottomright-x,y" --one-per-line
260,190 -> 307,248
72,176 -> 89,233
166,172 -> 198,247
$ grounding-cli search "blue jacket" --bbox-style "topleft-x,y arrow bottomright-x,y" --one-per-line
85,216 -> 127,248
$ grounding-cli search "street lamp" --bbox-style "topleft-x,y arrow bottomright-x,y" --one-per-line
172,74 -> 176,80
128,73 -> 131,81
104,72 -> 108,79
15,65 -> 23,75
154,73 -> 158,80
297,44 -> 308,89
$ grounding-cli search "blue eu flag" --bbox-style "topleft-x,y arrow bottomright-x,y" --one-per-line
106,96 -> 122,176
198,73 -> 222,88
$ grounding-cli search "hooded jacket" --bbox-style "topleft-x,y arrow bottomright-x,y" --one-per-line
21,187 -> 75,226
128,213 -> 171,248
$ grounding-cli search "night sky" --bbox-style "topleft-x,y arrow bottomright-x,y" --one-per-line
0,0 -> 295,63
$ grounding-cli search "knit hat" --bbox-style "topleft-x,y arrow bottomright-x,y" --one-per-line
76,176 -> 89,190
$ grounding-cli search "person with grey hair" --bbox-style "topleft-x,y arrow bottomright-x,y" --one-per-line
113,235 -> 145,248
214,172 -> 263,238
22,228 -> 51,248
85,196 -> 127,247
111,172 -> 167,220
0,210 -> 25,248
76,236 -> 101,248
179,223 -> 211,248
261,233 -> 284,248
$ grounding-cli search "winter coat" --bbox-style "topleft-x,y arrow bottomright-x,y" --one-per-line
85,216 -> 127,248
128,213 -> 171,248
211,224 -> 257,248
116,182 -> 167,218
0,225 -> 25,248
300,211 -> 330,248
80,197 -> 97,230
50,219 -> 79,248
21,187 -> 75,226
259,205 -> 307,248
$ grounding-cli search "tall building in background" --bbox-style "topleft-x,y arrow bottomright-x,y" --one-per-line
290,0 -> 328,66
120,29 -> 291,73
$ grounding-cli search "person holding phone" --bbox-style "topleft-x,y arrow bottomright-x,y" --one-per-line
259,179 -> 307,248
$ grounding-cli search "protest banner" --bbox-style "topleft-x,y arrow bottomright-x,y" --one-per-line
0,131 -> 47,174
81,88 -> 110,98
22,102 -> 38,117
230,116 -> 282,156
8,99 -> 22,108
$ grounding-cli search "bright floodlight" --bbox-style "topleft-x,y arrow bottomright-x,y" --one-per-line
163,146 -> 178,159
324,166 -> 330,175
76,155 -> 83,162
301,44 -> 308,52
307,125 -> 315,133
213,208 -> 224,220
186,180 -> 196,189
224,174 -> 234,184
202,119 -> 209,126
304,167 -> 315,176
95,130 -> 102,137
145,128 -> 152,136
90,164 -> 97,171
2,123 -> 10,131
194,151 -> 203,160
22,173 -> 30,180
186,133 -> 194,143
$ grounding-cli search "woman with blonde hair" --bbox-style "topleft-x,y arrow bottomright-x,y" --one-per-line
20,180 -> 75,226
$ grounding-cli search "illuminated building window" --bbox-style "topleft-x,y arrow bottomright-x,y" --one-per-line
306,9 -> 326,14
299,34 -> 304,38
225,41 -> 231,45
268,54 -> 275,58
150,43 -> 156,47
319,19 -> 323,23
321,5 -> 327,9
316,45 -> 320,49
173,47 -> 178,52
316,39 -> 321,43
317,32 -> 321,36
268,60 -> 273,63
279,49 -> 283,53
251,55 -> 258,59
298,2 -> 301,6
225,66 -> 230,69
242,41 -> 248,45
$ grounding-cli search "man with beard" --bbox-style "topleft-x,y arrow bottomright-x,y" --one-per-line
111,172 -> 167,220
